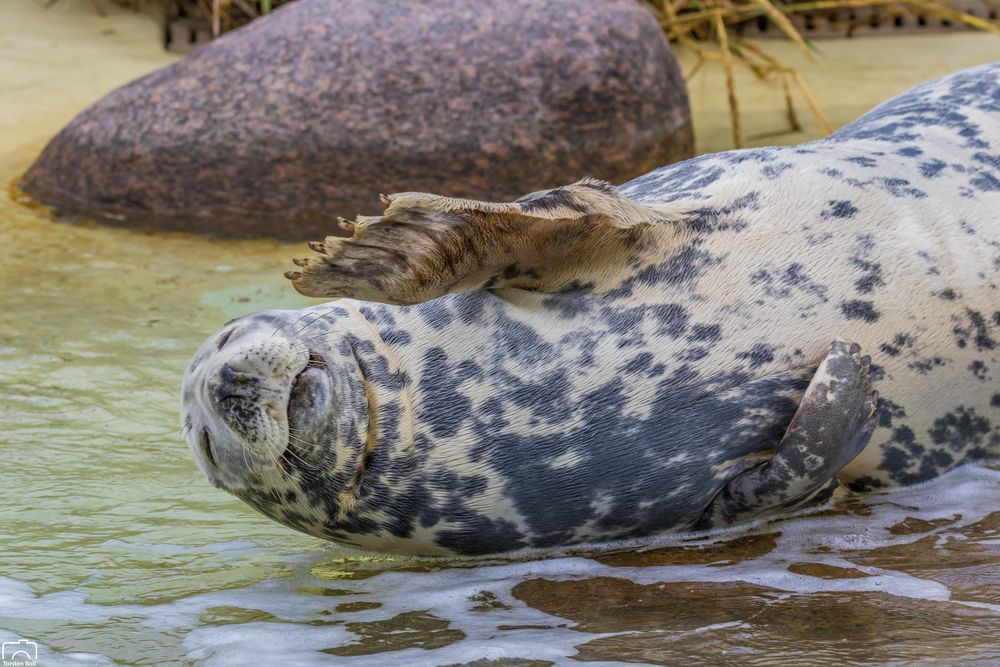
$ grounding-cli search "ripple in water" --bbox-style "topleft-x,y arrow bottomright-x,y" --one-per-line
2,164 -> 1000,666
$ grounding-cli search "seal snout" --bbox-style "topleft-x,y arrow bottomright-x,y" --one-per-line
182,308 -> 350,499
178,328 -> 313,488
205,338 -> 334,473
214,362 -> 260,404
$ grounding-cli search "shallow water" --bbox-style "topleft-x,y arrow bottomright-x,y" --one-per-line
2,178 -> 1000,665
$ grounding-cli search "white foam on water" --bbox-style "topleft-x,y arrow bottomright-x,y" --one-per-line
2,464 -> 999,665
0,578 -> 132,623
184,622 -> 353,667
175,465 -> 1000,663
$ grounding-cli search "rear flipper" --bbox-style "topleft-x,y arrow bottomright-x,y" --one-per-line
696,339 -> 879,530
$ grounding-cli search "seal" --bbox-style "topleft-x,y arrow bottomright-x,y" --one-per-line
181,63 -> 1000,556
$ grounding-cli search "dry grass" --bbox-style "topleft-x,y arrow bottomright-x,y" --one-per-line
99,0 -> 293,36
645,0 -> 1000,146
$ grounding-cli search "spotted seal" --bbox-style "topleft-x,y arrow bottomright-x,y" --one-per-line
182,63 -> 1000,556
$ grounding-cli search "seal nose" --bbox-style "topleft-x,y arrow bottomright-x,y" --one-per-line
219,362 -> 239,384
214,362 -> 261,402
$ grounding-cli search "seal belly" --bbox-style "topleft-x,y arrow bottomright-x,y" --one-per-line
360,291 -> 817,553
458,368 -> 812,549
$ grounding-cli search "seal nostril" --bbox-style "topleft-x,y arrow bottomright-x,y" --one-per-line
200,428 -> 218,469
219,363 -> 238,384
219,363 -> 259,386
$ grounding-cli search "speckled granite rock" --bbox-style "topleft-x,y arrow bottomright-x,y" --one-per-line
21,0 -> 692,239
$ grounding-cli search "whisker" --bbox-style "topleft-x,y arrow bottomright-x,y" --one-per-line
271,310 -> 311,338
240,425 -> 253,476
270,441 -> 299,484
290,311 -> 329,338
257,431 -> 299,484
285,435 -> 324,471
287,432 -> 318,451
287,339 -> 310,358
278,447 -> 315,477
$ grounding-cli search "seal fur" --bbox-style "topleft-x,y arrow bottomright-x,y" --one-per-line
182,63 -> 1000,555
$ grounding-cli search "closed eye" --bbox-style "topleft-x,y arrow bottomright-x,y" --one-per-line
200,429 -> 218,469
216,328 -> 235,350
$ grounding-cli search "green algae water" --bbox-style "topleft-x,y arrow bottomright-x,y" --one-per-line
5,2 -> 1000,662
3,183 -> 1000,666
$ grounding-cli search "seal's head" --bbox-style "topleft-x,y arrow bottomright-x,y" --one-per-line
179,308 -> 361,498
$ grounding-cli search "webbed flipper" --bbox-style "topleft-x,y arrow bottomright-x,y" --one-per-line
697,339 -> 880,530
284,178 -> 662,305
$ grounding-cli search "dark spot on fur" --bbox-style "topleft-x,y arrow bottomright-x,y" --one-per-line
382,329 -> 412,347
909,356 -> 946,374
651,304 -> 689,338
877,397 -> 907,428
684,347 -> 710,362
868,363 -> 886,383
601,306 -> 645,334
840,300 -> 880,323
952,309 -> 996,351
824,200 -> 859,219
688,324 -> 722,344
929,406 -> 991,453
848,476 -> 886,492
852,259 -> 885,294
880,333 -> 914,357
519,187 -> 588,214
736,343 -> 776,369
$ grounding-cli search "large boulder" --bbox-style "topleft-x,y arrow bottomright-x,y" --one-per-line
22,0 -> 693,239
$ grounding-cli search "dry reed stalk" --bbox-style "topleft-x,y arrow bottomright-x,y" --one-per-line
211,0 -> 220,37
98,0 -> 287,31
781,72 -> 802,132
714,10 -> 743,147
779,0 -> 909,10
231,0 -> 257,18
903,0 -> 1000,34
753,0 -> 816,59
791,69 -> 833,133
656,0 -> 1000,148
731,36 -> 803,137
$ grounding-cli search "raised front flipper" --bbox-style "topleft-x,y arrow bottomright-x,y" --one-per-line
284,178 -> 663,305
696,339 -> 880,530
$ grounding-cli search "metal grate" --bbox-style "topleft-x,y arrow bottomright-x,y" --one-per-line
166,17 -> 212,54
735,0 -> 999,38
